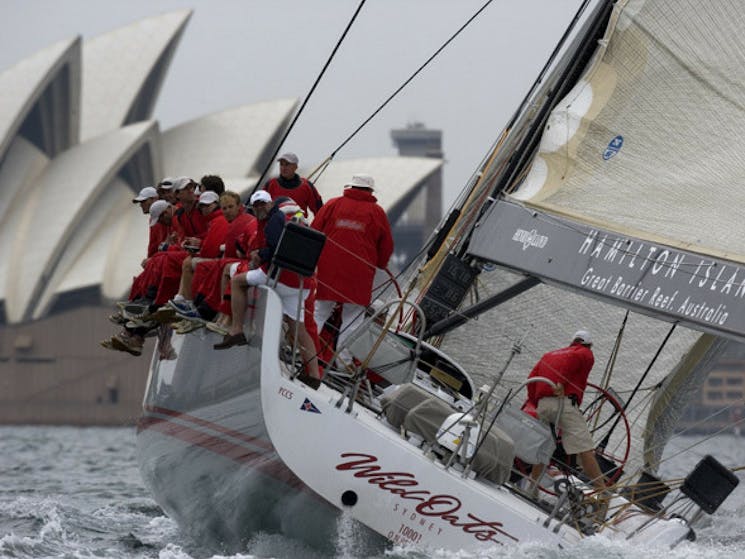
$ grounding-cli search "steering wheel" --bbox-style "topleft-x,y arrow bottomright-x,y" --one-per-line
516,381 -> 631,496
581,382 -> 631,485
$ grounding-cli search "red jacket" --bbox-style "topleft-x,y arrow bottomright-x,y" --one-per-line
224,210 -> 257,258
527,343 -> 594,406
148,222 -> 170,257
150,220 -> 184,254
265,176 -> 323,215
311,188 -> 393,306
198,209 -> 228,258
175,203 -> 209,239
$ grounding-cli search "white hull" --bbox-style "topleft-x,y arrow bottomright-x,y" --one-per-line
138,286 -> 694,553
255,289 -> 695,552
135,291 -> 356,552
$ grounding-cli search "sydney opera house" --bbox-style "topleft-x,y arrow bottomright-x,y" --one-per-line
0,11 -> 443,424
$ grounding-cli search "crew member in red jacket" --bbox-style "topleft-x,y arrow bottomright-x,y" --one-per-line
526,330 -> 606,491
215,191 -> 321,388
311,173 -> 393,351
131,186 -> 163,259
163,189 -> 229,322
173,176 -> 208,247
263,152 -> 323,217
101,200 -> 184,356
190,191 -> 257,329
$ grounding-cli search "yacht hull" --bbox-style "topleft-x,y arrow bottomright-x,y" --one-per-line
135,290 -> 341,552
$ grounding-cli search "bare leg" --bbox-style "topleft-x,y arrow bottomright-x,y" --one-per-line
177,256 -> 196,300
286,317 -> 320,380
578,450 -> 607,491
220,263 -> 234,329
228,274 -> 248,336
529,463 -> 544,484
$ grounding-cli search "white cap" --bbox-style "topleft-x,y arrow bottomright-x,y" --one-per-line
573,330 -> 592,345
346,173 -> 375,190
149,200 -> 170,226
132,186 -> 158,203
158,177 -> 175,190
198,190 -> 220,205
277,152 -> 298,165
250,190 -> 272,205
173,176 -> 195,191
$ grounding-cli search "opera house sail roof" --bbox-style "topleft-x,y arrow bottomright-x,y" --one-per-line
0,11 -> 443,325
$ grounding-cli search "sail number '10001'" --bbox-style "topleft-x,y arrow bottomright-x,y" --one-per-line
388,523 -> 424,545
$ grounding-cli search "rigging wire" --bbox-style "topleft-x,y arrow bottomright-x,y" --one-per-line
253,0 -> 502,193
599,311 -> 628,392
327,0 -> 498,160
599,323 -> 677,450
249,0 -> 368,198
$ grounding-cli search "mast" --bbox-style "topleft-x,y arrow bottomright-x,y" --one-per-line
413,0 -> 616,333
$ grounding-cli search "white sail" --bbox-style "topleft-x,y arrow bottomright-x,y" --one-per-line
416,0 -> 745,477
511,0 -> 745,260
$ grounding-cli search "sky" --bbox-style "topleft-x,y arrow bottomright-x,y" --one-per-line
1,0 -> 585,210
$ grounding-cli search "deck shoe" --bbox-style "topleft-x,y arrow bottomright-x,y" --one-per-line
213,332 -> 247,350
152,306 -> 177,323
126,318 -> 157,329
108,313 -> 128,326
173,318 -> 205,334
123,302 -> 151,319
111,332 -> 143,356
206,321 -> 229,336
100,338 -> 120,352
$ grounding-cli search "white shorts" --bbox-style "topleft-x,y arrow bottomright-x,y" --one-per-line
536,397 -> 595,455
244,268 -> 267,286
275,283 -> 309,321
241,267 -> 307,320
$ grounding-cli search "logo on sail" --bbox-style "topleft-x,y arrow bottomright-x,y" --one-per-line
512,229 -> 548,251
603,135 -> 623,160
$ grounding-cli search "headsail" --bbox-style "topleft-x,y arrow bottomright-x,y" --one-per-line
401,0 -> 745,480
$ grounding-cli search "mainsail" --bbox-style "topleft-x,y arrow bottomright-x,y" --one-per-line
400,0 -> 745,478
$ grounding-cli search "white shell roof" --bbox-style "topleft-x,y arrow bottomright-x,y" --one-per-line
2,121 -> 159,322
0,37 -> 81,160
308,157 -> 443,212
160,100 -> 298,179
80,10 -> 191,141
0,11 -> 441,325
34,177 -> 146,319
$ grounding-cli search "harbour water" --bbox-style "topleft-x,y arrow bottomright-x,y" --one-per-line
1,426 -> 744,559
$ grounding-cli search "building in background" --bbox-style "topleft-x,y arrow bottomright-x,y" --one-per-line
678,343 -> 745,436
0,12 -> 442,425
390,122 -> 443,267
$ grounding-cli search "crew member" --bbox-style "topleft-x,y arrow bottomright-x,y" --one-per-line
311,173 -> 393,352
526,329 -> 607,491
263,152 -> 323,216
